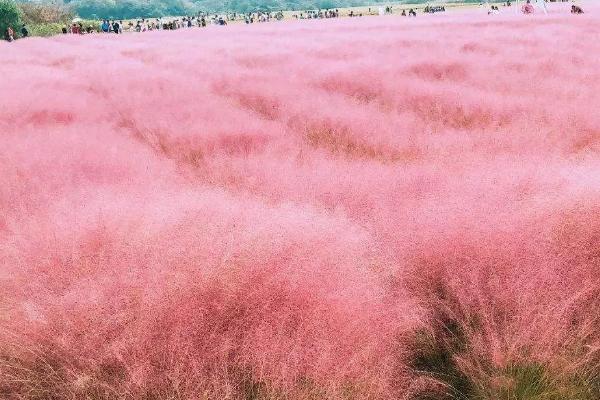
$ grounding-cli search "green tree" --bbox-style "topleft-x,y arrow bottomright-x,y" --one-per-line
317,0 -> 336,9
0,0 -> 22,39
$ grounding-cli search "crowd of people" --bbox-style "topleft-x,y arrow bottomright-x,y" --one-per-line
293,9 -> 341,19
480,0 -> 584,16
3,23 -> 28,42
56,7 -> 410,35
64,15 -> 220,35
519,0 -> 583,15
3,2 -> 588,41
488,5 -> 501,14
59,11 -> 293,35
242,11 -> 285,23
424,5 -> 447,13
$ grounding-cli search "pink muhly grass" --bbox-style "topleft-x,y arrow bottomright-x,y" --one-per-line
1,2 -> 599,399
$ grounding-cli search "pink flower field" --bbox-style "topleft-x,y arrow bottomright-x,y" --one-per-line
1,2 -> 599,399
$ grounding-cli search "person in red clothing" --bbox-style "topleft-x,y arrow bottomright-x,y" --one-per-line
522,0 -> 535,14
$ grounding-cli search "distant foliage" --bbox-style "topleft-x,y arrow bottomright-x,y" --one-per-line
67,0 -> 193,19
26,21 -> 63,35
18,1 -> 74,24
0,0 -> 21,36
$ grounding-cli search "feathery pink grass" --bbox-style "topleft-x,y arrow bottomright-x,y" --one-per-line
1,3 -> 599,399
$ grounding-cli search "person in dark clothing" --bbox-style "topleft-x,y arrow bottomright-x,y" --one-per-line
20,24 -> 28,37
571,4 -> 584,13
62,26 -> 68,34
112,20 -> 120,33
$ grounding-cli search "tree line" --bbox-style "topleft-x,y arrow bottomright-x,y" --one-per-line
18,0 -> 436,19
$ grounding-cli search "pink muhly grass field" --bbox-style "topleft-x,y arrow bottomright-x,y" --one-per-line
1,2 -> 599,399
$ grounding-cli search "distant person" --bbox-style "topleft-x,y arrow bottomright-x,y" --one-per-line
522,0 -> 535,14
401,9 -> 406,16
571,4 -> 584,13
112,20 -> 120,34
5,26 -> 14,42
101,20 -> 110,33
409,8 -> 417,17
62,26 -> 68,34
20,24 -> 29,38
